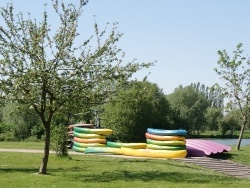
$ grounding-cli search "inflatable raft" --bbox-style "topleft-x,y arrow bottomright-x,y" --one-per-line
72,145 -> 87,152
85,147 -> 123,155
147,144 -> 186,150
107,141 -> 147,149
73,131 -> 105,139
73,142 -> 106,148
147,128 -> 187,136
145,132 -> 185,141
73,137 -> 106,144
146,138 -> 186,146
121,147 -> 187,158
74,127 -> 113,135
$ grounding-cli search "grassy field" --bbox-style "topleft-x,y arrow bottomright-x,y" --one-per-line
223,146 -> 250,166
1,152 -> 250,188
0,142 -> 250,188
0,141 -> 44,149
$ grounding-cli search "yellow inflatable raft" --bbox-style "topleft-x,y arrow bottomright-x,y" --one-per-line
74,127 -> 113,135
145,132 -> 185,141
73,137 -> 106,144
121,147 -> 187,158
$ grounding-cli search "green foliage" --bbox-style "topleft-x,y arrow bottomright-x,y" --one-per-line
167,85 -> 210,134
1,103 -> 41,141
50,125 -> 68,156
191,82 -> 224,108
0,130 -> 16,141
219,110 -> 241,136
102,81 -> 172,142
52,106 -> 95,126
0,123 -> 4,134
30,124 -> 44,140
205,107 -> 223,131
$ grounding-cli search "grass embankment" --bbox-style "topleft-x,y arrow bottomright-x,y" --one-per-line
191,130 -> 250,139
0,142 -> 250,188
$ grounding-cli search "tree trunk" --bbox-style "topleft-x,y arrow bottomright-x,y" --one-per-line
39,124 -> 50,174
236,119 -> 247,151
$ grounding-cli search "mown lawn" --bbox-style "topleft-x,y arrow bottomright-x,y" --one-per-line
0,147 -> 250,188
221,146 -> 250,166
0,141 -> 44,149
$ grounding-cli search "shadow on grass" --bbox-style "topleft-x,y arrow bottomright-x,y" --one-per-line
0,168 -> 38,173
62,168 -> 233,184
49,157 -> 235,184
210,152 -> 237,160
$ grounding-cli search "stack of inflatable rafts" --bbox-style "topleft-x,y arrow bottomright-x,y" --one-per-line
135,128 -> 187,158
72,127 -> 187,158
72,126 -> 113,152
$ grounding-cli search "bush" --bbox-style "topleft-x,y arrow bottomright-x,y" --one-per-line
50,125 -> 68,156
0,131 -> 17,141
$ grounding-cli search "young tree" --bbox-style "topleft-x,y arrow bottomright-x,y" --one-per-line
0,0 -> 153,174
215,43 -> 250,150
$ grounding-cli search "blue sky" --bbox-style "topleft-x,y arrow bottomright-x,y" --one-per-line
1,0 -> 250,94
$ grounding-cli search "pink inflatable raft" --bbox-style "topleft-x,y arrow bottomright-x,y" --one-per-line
186,139 -> 231,157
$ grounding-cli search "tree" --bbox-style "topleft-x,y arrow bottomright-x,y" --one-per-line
191,82 -> 224,108
167,85 -> 210,134
102,81 -> 172,142
215,43 -> 250,150
204,107 -> 223,131
0,0 -> 153,174
219,109 -> 241,136
2,102 -> 41,141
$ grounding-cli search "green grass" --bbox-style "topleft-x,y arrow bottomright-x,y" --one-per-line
195,130 -> 250,139
0,142 -> 250,187
0,149 -> 250,187
223,146 -> 250,165
0,141 -> 44,149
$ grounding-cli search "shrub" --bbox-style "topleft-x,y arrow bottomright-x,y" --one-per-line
50,125 -> 68,156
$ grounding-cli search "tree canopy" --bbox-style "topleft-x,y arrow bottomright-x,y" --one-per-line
0,0 -> 153,174
102,81 -> 172,142
167,85 -> 210,134
204,107 -> 223,131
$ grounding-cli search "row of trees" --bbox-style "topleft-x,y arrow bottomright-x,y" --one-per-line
102,81 -> 247,141
0,0 -> 249,175
0,81 -> 246,142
